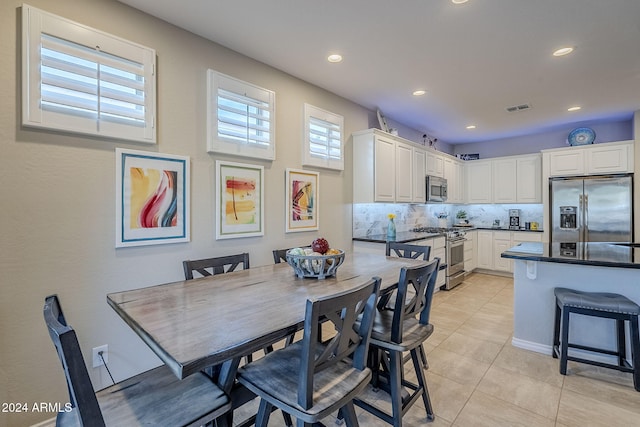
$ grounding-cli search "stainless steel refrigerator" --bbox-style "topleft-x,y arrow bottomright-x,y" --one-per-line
550,174 -> 633,243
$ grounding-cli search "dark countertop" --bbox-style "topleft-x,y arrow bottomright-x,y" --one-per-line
353,231 -> 444,244
473,227 -> 544,233
501,242 -> 640,269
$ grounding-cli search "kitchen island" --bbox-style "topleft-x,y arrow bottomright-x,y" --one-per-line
501,242 -> 640,363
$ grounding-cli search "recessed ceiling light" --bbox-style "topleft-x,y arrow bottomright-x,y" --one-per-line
567,106 -> 582,112
466,125 -> 476,129
412,90 -> 426,96
327,54 -> 343,63
451,0 -> 469,4
553,47 -> 574,57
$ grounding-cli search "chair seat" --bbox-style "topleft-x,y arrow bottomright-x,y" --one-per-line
555,287 -> 640,315
57,366 -> 230,427
368,310 -> 434,352
237,341 -> 372,422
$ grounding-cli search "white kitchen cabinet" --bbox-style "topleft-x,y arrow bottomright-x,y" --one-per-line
476,231 -> 494,270
429,236 -> 447,288
544,140 -> 634,177
426,152 -> 444,177
511,231 -> 543,246
492,158 -> 518,203
412,148 -> 426,203
493,231 -> 513,273
352,130 -> 396,202
395,141 -> 413,203
444,157 -> 464,203
463,230 -> 477,273
466,160 -> 493,203
516,154 -> 542,202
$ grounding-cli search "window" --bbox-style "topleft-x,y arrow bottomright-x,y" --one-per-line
303,104 -> 344,170
22,5 -> 156,143
207,70 -> 275,160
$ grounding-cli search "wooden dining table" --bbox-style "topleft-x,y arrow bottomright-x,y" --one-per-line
107,252 -> 426,405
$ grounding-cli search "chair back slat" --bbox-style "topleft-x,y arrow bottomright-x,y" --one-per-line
44,295 -> 106,427
390,258 -> 440,343
385,242 -> 431,261
298,277 -> 381,410
183,253 -> 250,280
272,246 -> 311,264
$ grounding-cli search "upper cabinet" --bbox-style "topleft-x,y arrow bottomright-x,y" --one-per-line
543,140 -> 634,177
465,154 -> 542,203
352,129 -> 463,204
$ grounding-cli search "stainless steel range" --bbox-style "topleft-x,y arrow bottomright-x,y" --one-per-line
412,227 -> 467,290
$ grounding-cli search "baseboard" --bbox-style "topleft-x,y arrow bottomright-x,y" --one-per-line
511,337 -> 553,355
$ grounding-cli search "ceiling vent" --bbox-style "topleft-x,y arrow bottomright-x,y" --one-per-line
506,103 -> 531,113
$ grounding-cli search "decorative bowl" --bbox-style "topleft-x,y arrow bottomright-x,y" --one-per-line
286,249 -> 345,279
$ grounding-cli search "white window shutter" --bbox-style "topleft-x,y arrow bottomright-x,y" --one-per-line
303,104 -> 344,170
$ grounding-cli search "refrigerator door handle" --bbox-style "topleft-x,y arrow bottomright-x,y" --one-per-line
583,194 -> 589,241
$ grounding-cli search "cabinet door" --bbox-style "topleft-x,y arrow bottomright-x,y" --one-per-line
444,158 -> 464,203
426,152 -> 444,177
466,161 -> 493,203
476,231 -> 493,269
412,149 -> 426,203
586,143 -> 632,174
517,155 -> 542,202
374,136 -> 396,201
493,233 -> 513,272
548,150 -> 585,177
463,230 -> 477,272
493,158 -> 517,203
395,142 -> 413,202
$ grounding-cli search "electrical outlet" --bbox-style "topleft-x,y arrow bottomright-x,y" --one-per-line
92,345 -> 108,368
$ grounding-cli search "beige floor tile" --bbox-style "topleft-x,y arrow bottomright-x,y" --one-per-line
425,372 -> 475,423
561,364 -> 640,416
430,303 -> 476,330
455,314 -> 512,345
476,365 -> 561,419
453,391 -> 555,427
492,345 -> 564,388
557,388 -> 640,427
425,347 -> 491,387
437,331 -> 504,364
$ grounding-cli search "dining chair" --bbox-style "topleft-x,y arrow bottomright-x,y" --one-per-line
354,258 -> 440,427
272,246 -> 310,264
236,276 -> 382,427
182,252 -> 250,280
385,241 -> 431,261
43,294 -> 232,427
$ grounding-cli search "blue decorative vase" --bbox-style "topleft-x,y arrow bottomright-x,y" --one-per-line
387,218 -> 396,241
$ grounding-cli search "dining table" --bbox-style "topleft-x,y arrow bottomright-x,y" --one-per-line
106,251 -> 428,419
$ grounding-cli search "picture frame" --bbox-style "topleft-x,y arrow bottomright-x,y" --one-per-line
285,168 -> 319,233
216,160 -> 264,239
116,148 -> 190,248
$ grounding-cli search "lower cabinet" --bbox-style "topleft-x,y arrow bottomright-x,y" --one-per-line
475,230 -> 542,274
463,230 -> 477,273
493,231 -> 513,273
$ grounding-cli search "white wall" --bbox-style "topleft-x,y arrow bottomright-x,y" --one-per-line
453,119 -> 633,159
0,1 -> 372,425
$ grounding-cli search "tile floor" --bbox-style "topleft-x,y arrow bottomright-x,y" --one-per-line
236,272 -> 640,427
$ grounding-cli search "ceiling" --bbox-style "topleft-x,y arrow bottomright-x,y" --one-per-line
118,0 -> 640,144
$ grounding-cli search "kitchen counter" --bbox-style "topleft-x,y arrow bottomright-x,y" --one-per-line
502,241 -> 640,269
352,231 -> 443,244
505,241 -> 640,360
474,227 -> 543,233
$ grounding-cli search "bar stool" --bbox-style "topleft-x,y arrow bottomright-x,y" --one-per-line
553,287 -> 640,391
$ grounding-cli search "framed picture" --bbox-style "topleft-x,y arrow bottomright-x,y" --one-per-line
116,148 -> 190,248
216,160 -> 264,239
285,168 -> 319,233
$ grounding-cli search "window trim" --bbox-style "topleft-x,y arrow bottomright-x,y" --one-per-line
303,103 -> 344,170
22,4 -> 156,143
207,70 -> 276,161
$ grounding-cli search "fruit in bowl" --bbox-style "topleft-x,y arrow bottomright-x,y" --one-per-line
285,240 -> 345,279
311,237 -> 330,254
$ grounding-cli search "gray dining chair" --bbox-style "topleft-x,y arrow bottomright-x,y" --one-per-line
183,252 -> 250,280
354,258 -> 440,427
43,294 -> 232,427
236,276 -> 382,427
385,241 -> 431,261
272,246 -> 311,264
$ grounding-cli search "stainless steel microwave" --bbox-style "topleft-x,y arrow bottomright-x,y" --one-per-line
426,175 -> 448,202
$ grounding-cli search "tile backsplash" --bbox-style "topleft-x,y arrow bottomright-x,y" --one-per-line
353,203 -> 544,237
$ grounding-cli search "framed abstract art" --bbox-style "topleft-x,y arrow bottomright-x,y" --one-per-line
116,148 -> 190,247
285,168 -> 319,233
215,160 -> 264,239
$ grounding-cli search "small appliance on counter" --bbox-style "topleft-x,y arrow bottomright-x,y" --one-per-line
509,209 -> 521,230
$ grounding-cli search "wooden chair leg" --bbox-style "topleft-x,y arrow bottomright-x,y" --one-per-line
616,318 -> 626,367
411,348 -> 434,420
630,314 -> 640,392
255,399 -> 273,427
388,350 -> 403,427
560,307 -> 570,375
552,301 -> 561,359
281,411 -> 293,427
338,402 -> 360,427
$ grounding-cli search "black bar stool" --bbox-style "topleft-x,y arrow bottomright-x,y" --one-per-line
553,287 -> 640,391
